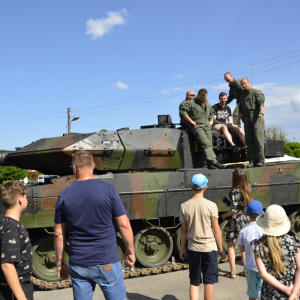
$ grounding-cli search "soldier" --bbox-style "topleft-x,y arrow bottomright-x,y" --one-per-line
224,72 -> 244,125
179,88 -> 225,169
237,78 -> 265,168
179,90 -> 196,129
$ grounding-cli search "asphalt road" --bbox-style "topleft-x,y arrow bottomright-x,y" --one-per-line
33,260 -> 248,300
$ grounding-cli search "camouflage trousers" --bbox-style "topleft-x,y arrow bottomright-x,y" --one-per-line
190,125 -> 217,165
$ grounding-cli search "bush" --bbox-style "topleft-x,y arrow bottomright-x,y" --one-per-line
285,142 -> 300,158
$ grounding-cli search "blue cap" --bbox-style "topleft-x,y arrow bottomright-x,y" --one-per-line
191,174 -> 208,190
247,200 -> 263,217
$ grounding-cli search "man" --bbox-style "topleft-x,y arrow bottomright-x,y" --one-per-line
179,88 -> 225,169
237,78 -> 265,168
224,72 -> 244,125
179,174 -> 226,300
54,151 -> 135,300
212,92 -> 247,152
179,90 -> 196,128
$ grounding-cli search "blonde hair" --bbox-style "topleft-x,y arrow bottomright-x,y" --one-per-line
260,235 -> 286,275
229,168 -> 252,207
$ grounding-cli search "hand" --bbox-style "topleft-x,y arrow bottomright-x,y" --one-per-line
237,119 -> 241,127
125,253 -> 136,267
57,264 -> 69,280
227,123 -> 233,129
287,292 -> 298,300
259,114 -> 264,121
220,249 -> 226,260
190,120 -> 196,127
179,248 -> 186,261
221,214 -> 226,220
209,120 -> 213,127
286,284 -> 293,296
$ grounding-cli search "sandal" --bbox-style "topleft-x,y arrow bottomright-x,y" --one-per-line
224,272 -> 236,279
238,270 -> 246,277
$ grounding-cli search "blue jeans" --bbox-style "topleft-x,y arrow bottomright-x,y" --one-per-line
69,261 -> 126,300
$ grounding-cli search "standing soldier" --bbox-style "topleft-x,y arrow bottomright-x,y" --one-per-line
224,72 -> 244,125
179,89 -> 225,169
179,90 -> 196,129
237,78 -> 265,168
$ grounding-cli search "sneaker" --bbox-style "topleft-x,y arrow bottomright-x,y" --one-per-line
256,162 -> 264,167
232,145 -> 241,153
247,162 -> 255,168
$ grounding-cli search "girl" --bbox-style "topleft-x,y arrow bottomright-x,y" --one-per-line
251,205 -> 300,300
221,168 -> 251,278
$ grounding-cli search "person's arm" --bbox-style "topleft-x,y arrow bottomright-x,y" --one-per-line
1,263 -> 27,300
115,214 -> 135,267
237,112 -> 243,127
179,222 -> 187,260
221,210 -> 234,220
54,222 -> 69,280
288,251 -> 300,300
183,114 -> 196,127
254,252 -> 292,296
259,106 -> 264,121
227,116 -> 233,129
212,219 -> 226,259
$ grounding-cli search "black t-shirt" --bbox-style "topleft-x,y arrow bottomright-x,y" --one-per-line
0,217 -> 33,283
212,103 -> 232,123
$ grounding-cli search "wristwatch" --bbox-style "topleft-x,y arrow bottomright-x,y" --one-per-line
56,261 -> 66,267
259,112 -> 264,115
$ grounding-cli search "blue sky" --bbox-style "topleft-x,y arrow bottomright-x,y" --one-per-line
1,0 -> 300,150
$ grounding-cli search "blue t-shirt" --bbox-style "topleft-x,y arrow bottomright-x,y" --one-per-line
54,179 -> 127,266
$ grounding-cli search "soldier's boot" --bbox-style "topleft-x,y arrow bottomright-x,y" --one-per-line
256,162 -> 264,167
247,162 -> 255,168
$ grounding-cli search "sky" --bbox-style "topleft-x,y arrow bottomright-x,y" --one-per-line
1,0 -> 300,150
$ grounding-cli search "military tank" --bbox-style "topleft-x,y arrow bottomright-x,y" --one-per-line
1,115 -> 299,289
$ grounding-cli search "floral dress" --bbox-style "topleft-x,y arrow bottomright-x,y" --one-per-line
225,188 -> 248,243
250,234 -> 300,300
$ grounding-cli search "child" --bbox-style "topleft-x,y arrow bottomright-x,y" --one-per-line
0,181 -> 33,300
251,205 -> 300,300
237,200 -> 264,300
179,174 -> 226,300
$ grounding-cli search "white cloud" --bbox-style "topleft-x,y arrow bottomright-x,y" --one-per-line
291,92 -> 300,112
112,81 -> 130,90
86,9 -> 128,39
174,74 -> 183,79
210,83 -> 229,91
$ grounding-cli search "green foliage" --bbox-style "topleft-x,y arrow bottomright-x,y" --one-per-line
264,125 -> 289,142
100,129 -> 108,132
0,166 -> 29,184
285,142 -> 300,158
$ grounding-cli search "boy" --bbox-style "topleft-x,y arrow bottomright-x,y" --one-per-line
237,200 -> 264,300
179,174 -> 226,300
0,181 -> 33,300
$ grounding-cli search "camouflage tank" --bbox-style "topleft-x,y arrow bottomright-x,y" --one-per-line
0,115 -> 299,288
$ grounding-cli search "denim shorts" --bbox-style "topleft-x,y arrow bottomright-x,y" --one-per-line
69,261 -> 126,300
188,250 -> 219,286
245,266 -> 263,300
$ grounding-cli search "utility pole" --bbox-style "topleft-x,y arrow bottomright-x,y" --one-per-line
67,107 -> 71,134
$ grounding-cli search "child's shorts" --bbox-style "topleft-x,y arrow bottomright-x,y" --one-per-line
187,249 -> 219,286
245,266 -> 263,300
0,281 -> 34,300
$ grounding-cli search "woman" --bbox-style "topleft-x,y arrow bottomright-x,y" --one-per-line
251,205 -> 300,300
221,168 -> 251,279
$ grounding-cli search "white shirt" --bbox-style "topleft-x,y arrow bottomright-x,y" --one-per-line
237,221 -> 263,271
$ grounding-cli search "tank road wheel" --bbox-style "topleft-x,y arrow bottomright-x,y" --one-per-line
134,227 -> 173,268
173,227 -> 188,260
32,236 -> 69,281
117,233 -> 126,266
220,220 -> 240,254
290,211 -> 300,239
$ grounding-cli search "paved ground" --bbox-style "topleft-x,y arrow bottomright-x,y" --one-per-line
33,260 -> 248,300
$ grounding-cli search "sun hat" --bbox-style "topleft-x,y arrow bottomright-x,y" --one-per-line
191,174 -> 208,190
247,200 -> 263,217
256,204 -> 290,236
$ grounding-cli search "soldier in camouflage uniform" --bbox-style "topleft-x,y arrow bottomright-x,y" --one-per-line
179,90 -> 196,129
237,78 -> 265,168
179,89 -> 225,169
224,72 -> 244,125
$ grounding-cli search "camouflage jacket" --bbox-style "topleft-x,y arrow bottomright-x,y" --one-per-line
179,98 -> 214,127
227,78 -> 244,105
238,88 -> 265,119
179,98 -> 194,128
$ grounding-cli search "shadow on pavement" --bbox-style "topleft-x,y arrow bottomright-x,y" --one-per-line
127,293 -> 179,300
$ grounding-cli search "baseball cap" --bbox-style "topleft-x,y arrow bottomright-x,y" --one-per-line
247,200 -> 263,217
191,174 -> 208,190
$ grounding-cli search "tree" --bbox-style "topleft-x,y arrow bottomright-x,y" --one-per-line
0,166 -> 28,184
264,125 -> 289,142
285,142 -> 300,158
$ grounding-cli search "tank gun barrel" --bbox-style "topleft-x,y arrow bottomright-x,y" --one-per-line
0,151 -> 15,166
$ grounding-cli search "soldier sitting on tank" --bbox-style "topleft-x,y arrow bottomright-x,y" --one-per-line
179,90 -> 196,129
212,92 -> 247,153
179,88 -> 226,170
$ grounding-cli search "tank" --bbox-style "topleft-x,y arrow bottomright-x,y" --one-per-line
0,115 -> 299,288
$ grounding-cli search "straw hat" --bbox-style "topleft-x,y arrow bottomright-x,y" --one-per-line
256,204 -> 290,237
